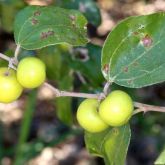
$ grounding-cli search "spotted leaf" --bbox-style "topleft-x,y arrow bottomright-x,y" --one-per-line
14,6 -> 88,50
102,13 -> 165,88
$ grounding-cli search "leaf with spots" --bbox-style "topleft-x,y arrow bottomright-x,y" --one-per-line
14,6 -> 88,50
102,13 -> 165,88
85,124 -> 131,165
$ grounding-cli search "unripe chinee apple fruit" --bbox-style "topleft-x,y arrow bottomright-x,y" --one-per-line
17,57 -> 46,88
77,99 -> 108,133
99,90 -> 133,127
0,67 -> 23,103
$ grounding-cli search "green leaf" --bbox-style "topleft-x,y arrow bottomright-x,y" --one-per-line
102,13 -> 165,88
155,148 -> 165,165
56,0 -> 101,26
85,124 -> 131,165
14,6 -> 88,50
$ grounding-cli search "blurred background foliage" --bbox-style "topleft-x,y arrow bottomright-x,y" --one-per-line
0,0 -> 165,165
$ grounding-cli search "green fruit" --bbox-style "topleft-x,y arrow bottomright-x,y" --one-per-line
0,67 -> 23,103
77,99 -> 108,133
17,57 -> 46,88
99,90 -> 133,127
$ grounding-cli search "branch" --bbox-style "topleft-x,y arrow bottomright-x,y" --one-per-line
133,102 -> 165,115
0,53 -> 11,62
44,82 -> 102,99
1,50 -> 165,115
45,83 -> 165,114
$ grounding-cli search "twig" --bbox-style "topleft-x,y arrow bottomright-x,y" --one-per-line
44,82 -> 102,99
133,109 -> 144,115
59,91 -> 101,99
45,83 -> 165,114
133,102 -> 165,115
0,53 -> 11,62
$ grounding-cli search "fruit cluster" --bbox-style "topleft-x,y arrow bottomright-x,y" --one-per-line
76,90 -> 134,133
0,57 -> 46,103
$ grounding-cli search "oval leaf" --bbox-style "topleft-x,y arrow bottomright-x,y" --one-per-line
14,6 -> 88,50
102,13 -> 165,88
85,124 -> 131,165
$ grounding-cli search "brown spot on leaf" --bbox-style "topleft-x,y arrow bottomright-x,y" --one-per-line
133,31 -> 139,35
103,64 -> 109,74
34,10 -> 41,16
141,34 -> 153,47
123,67 -> 128,73
40,30 -> 55,39
31,18 -> 38,25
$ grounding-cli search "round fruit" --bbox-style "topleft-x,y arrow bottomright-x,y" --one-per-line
77,99 -> 108,133
17,57 -> 46,88
0,67 -> 23,103
99,90 -> 133,127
